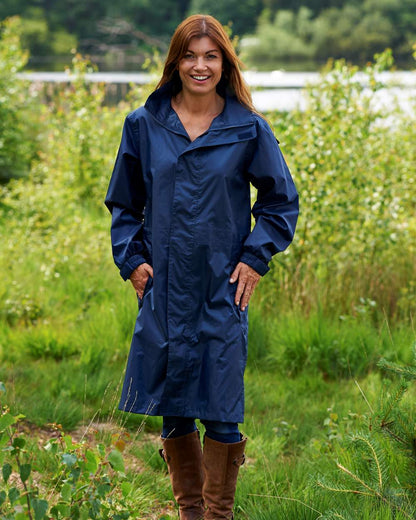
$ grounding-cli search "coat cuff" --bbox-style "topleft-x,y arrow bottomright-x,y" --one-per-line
120,255 -> 146,281
239,251 -> 270,276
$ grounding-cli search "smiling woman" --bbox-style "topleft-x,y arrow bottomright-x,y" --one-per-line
105,13 -> 298,520
178,38 -> 223,94
172,37 -> 224,141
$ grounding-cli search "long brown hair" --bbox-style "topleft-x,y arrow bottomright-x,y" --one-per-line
156,14 -> 256,113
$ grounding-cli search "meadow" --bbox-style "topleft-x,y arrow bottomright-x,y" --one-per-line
1,18 -> 416,519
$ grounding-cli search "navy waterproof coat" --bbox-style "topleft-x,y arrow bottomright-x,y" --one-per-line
105,82 -> 299,423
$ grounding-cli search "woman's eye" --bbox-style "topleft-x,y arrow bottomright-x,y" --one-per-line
184,53 -> 194,59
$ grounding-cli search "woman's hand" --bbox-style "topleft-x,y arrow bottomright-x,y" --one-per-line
130,263 -> 153,299
229,262 -> 261,311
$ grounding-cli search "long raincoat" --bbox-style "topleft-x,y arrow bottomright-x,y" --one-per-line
105,82 -> 299,423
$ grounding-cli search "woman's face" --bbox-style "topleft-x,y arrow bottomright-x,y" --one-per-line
178,36 -> 223,98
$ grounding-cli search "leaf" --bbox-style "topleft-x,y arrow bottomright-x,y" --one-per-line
0,490 -> 6,507
62,435 -> 75,450
13,437 -> 26,449
0,431 -> 8,449
97,482 -> 111,498
70,504 -> 81,519
114,514 -> 130,520
108,449 -> 125,473
120,481 -> 132,498
19,463 -> 31,482
61,453 -> 77,467
112,433 -> 127,452
61,482 -> 72,502
84,449 -> 99,474
0,412 -> 16,431
0,382 -> 6,394
70,467 -> 81,482
89,497 -> 101,516
8,486 -> 20,504
114,438 -> 126,452
79,503 -> 90,520
31,498 -> 49,520
51,503 -> 71,517
2,462 -> 12,483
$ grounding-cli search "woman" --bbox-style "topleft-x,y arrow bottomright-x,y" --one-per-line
105,14 -> 298,520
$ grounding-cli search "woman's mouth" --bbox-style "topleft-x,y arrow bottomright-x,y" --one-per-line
191,75 -> 210,82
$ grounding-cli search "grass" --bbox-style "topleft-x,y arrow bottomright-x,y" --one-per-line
0,204 -> 414,517
1,310 -> 415,518
0,233 -> 414,520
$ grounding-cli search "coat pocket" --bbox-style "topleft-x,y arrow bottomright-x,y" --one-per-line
138,276 -> 153,310
228,282 -> 247,322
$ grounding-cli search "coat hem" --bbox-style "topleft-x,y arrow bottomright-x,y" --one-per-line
117,402 -> 244,424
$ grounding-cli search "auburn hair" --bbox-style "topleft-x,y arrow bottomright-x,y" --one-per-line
156,14 -> 256,113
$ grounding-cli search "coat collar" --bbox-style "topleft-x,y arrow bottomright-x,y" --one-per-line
144,81 -> 256,138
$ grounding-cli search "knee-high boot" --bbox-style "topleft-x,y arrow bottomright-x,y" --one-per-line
159,430 -> 205,520
202,435 -> 247,520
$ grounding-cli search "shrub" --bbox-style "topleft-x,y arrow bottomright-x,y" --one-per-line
0,382 -> 133,519
264,51 -> 416,321
316,351 -> 416,518
0,17 -> 38,183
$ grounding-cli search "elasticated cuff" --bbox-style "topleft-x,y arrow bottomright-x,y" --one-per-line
239,251 -> 270,276
119,255 -> 147,281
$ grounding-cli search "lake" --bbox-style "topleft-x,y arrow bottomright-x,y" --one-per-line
17,70 -> 416,112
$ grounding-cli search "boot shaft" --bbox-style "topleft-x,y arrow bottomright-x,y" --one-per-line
202,435 -> 246,520
160,430 -> 205,520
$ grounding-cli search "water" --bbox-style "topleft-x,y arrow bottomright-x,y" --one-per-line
17,70 -> 416,112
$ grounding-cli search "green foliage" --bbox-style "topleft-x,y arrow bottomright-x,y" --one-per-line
0,384 -> 134,519
0,50 -> 125,325
1,0 -> 416,69
240,7 -> 316,66
241,1 -> 416,68
0,46 -> 141,427
19,7 -> 77,60
264,50 -> 416,320
314,351 -> 416,519
187,0 -> 263,37
0,17 -> 37,183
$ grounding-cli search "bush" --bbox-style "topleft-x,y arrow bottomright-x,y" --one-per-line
0,17 -> 38,183
263,51 -> 416,322
0,382 -> 134,520
316,352 -> 416,519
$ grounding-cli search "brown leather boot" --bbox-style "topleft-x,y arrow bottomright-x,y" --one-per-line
202,435 -> 247,520
159,430 -> 205,520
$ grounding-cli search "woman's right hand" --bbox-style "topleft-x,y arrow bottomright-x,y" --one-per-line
130,263 -> 153,299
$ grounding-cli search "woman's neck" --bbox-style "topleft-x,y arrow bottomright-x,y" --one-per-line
173,90 -> 224,117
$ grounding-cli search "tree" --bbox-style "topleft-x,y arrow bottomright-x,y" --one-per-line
187,0 -> 263,36
240,8 -> 316,68
261,0 -> 350,16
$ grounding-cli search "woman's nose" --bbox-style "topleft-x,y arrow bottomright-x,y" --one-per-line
194,57 -> 208,70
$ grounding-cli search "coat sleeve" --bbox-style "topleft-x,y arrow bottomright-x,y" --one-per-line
104,113 -> 149,281
239,118 -> 299,276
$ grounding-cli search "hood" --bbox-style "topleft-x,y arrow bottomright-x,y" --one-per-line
144,81 -> 256,135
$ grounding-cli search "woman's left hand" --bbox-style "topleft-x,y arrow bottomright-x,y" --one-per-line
229,262 -> 261,311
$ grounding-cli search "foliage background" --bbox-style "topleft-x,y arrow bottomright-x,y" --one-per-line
1,0 -> 416,70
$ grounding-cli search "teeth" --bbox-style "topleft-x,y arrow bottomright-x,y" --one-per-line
192,76 -> 209,80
